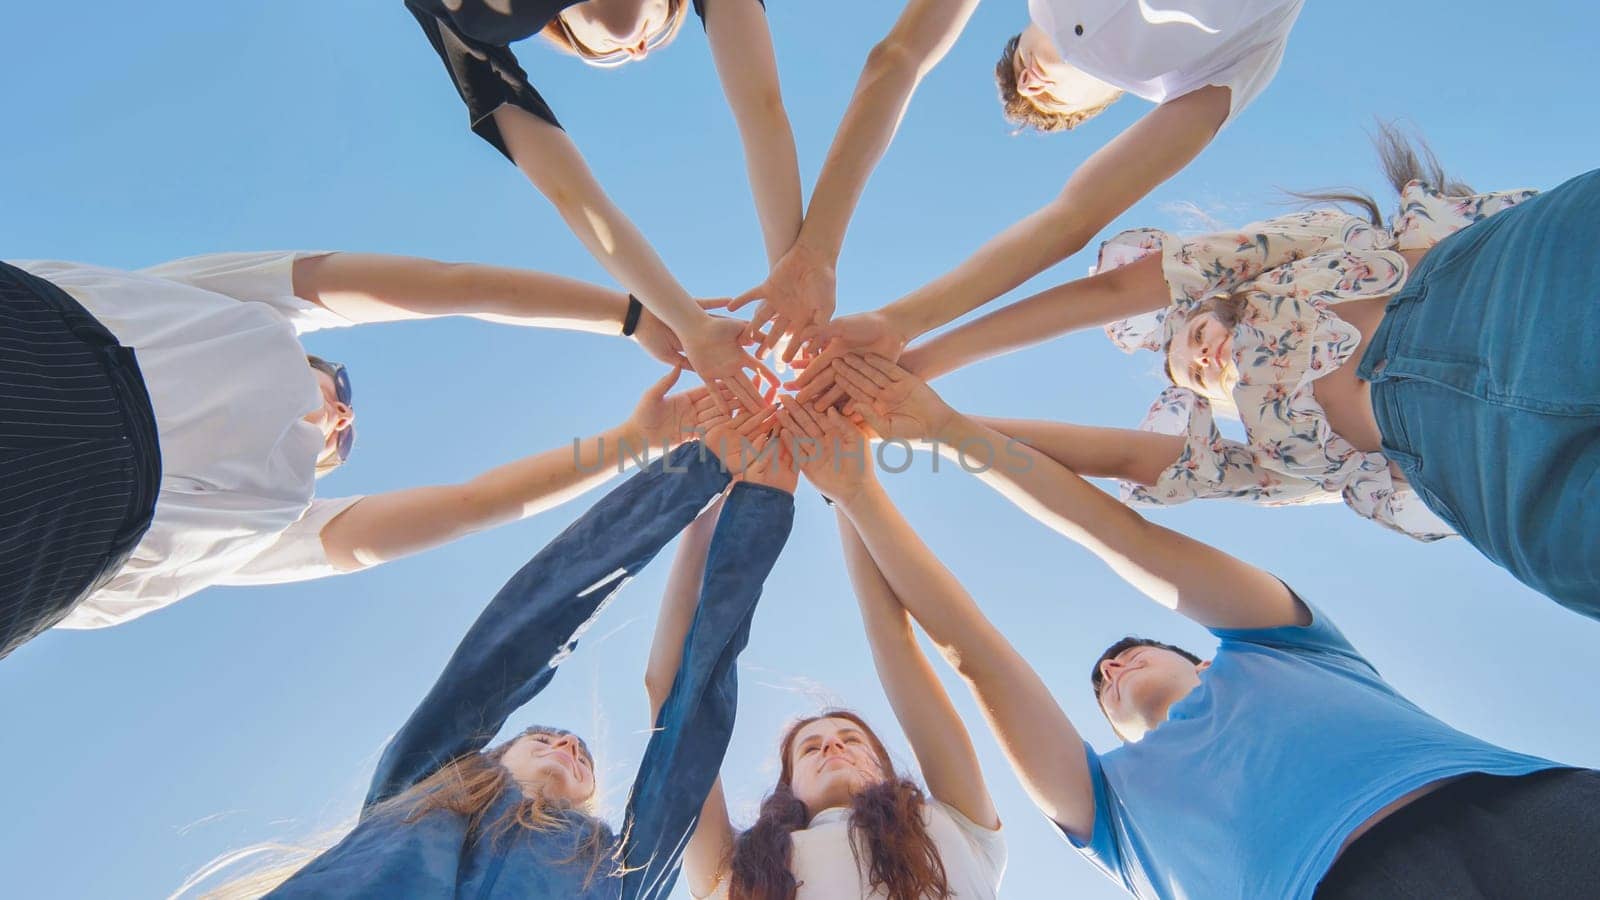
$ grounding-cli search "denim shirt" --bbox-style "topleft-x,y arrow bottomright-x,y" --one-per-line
269,443 -> 794,899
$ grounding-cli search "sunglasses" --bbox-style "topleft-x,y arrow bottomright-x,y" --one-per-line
555,11 -> 675,68
308,357 -> 355,462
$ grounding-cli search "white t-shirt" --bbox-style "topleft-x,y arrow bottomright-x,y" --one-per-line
1028,0 -> 1305,128
14,252 -> 364,629
708,800 -> 1006,899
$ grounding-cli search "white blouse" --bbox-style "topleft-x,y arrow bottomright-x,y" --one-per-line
15,252 -> 363,629
1028,0 -> 1305,128
706,800 -> 1006,900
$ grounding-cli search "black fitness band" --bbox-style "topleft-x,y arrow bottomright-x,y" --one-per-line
622,294 -> 644,337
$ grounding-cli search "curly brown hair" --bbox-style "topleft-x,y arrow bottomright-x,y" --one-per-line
729,710 -> 951,900
994,34 -> 1122,134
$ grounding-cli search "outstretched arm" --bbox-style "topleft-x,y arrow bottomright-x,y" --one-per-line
832,356 -> 1302,630
644,497 -> 737,900
493,106 -> 776,411
703,0 -> 804,268
626,448 -> 797,899
899,252 -> 1168,380
733,0 -> 981,354
318,369 -> 715,571
795,85 -> 1230,373
836,510 -> 999,829
364,440 -> 734,810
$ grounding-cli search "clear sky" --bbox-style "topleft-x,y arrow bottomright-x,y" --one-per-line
3,2 -> 1598,898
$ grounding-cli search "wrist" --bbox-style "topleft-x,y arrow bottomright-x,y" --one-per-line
879,299 -> 927,345
794,226 -> 843,269
833,477 -> 885,516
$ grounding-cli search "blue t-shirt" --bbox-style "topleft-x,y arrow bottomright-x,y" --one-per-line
1066,600 -> 1560,900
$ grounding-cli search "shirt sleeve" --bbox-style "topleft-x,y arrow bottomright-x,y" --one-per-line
404,0 -> 562,163
1391,180 -> 1541,251
617,481 -> 794,900
137,251 -> 355,334
1209,594 -> 1377,677
1055,743 -> 1132,893
934,799 -> 1008,892
363,443 -> 731,810
218,496 -> 366,586
1119,386 -> 1336,508
1099,209 -> 1390,354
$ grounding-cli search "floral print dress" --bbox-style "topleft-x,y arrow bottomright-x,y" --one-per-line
1098,181 -> 1538,540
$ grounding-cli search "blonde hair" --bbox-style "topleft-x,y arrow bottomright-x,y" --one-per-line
994,34 -> 1124,134
181,731 -> 610,899
540,1 -> 693,62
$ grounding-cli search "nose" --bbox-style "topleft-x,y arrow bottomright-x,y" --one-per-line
626,37 -> 649,59
332,401 -> 354,431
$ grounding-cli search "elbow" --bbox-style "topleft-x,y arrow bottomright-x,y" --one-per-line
644,668 -> 674,710
864,38 -> 922,84
1042,199 -> 1094,262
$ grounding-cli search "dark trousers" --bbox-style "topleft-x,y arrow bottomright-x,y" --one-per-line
1316,769 -> 1600,899
0,261 -> 161,659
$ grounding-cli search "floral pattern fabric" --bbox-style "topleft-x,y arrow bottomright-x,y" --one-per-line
1099,181 -> 1537,540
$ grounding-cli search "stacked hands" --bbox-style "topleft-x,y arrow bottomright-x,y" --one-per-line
628,302 -> 968,504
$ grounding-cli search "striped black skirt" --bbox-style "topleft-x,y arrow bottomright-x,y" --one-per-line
1,261 -> 161,659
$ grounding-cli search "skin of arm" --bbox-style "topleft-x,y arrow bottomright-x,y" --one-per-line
492,106 -> 777,409
318,368 -> 715,571
899,252 -> 1168,380
730,0 -> 980,356
835,508 -> 1000,829
703,0 -> 804,268
968,415 -> 1183,488
831,355 -> 1301,629
786,85 -> 1231,378
645,497 -> 737,900
836,477 -> 1092,836
291,252 -> 686,365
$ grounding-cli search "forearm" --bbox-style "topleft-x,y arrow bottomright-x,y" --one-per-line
705,0 -> 804,266
883,199 -> 1088,342
646,497 -> 727,713
968,416 -> 1183,485
902,254 -> 1168,380
322,421 -> 659,570
494,105 -> 709,336
293,252 -> 629,331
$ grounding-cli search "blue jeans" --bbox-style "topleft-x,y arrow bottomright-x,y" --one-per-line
1358,169 -> 1600,619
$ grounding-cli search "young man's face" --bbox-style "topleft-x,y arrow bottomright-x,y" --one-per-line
1096,645 -> 1209,741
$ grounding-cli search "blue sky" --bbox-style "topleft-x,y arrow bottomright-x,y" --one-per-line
3,2 -> 1598,898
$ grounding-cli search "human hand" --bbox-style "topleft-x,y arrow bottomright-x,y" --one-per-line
727,240 -> 838,364
699,389 -> 781,478
682,316 -> 782,416
776,400 -> 872,506
739,431 -> 799,494
627,366 -> 712,449
785,310 -> 910,408
827,354 -> 954,442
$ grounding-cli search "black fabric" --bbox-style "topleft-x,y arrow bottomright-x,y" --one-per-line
1315,769 -> 1600,899
0,262 -> 161,659
404,0 -> 759,161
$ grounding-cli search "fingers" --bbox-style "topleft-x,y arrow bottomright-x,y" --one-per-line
792,366 -> 837,405
782,323 -> 820,366
698,297 -> 733,311
726,285 -> 763,314
837,354 -> 891,390
861,353 -> 907,383
831,360 -> 887,400
757,315 -> 792,359
783,339 -> 841,391
851,398 -> 891,436
784,399 -> 827,441
742,354 -> 782,402
746,300 -> 781,346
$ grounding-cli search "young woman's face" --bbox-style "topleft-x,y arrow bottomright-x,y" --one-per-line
1011,24 -> 1122,117
501,731 -> 597,805
560,0 -> 672,62
1096,646 -> 1208,742
786,717 -> 887,815
1168,310 -> 1237,396
304,366 -> 355,464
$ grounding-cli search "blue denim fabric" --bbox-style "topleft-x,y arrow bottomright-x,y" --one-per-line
268,443 -> 795,899
1358,169 -> 1600,617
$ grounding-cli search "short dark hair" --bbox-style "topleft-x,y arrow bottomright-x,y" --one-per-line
1089,637 -> 1203,701
994,33 -> 1121,134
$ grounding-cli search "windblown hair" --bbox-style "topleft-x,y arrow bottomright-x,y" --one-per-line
1162,122 -> 1470,398
729,710 -> 950,900
184,730 -> 609,899
541,1 -> 693,61
994,34 -> 1123,134
1288,121 -> 1474,230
